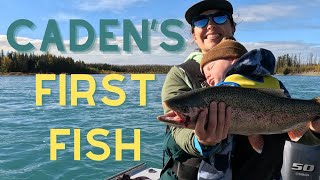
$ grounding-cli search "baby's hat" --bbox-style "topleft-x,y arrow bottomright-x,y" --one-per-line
200,37 -> 248,72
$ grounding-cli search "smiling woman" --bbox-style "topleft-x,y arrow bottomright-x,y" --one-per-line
6,19 -> 185,53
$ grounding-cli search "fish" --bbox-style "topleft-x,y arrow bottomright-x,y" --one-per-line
157,86 -> 320,153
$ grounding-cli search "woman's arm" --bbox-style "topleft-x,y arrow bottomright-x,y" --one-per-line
162,66 -> 201,156
161,66 -> 231,156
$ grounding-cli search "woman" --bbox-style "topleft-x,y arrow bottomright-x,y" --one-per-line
160,0 -> 320,180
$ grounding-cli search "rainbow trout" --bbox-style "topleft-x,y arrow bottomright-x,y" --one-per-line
157,86 -> 320,136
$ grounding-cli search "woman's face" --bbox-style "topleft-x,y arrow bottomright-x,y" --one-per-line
193,10 -> 235,54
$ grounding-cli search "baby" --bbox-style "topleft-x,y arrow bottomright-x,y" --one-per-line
200,37 -> 247,86
199,37 -> 271,155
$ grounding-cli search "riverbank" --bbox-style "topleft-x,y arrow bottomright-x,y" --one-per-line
0,72 -> 36,76
275,71 -> 320,76
294,71 -> 320,76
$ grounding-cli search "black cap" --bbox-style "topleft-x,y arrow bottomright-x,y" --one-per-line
185,0 -> 233,25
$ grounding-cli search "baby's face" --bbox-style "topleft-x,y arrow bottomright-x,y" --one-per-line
203,59 -> 233,86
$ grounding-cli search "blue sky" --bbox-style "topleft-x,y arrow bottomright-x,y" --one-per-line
1,0 -> 320,65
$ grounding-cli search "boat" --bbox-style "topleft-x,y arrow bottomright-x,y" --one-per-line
106,163 -> 161,180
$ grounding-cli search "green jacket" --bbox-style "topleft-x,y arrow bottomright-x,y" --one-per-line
161,52 -> 204,158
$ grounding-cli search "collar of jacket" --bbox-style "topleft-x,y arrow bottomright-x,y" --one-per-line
185,52 -> 203,63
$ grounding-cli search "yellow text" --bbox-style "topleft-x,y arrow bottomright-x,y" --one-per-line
50,128 -> 141,161
36,74 -> 155,106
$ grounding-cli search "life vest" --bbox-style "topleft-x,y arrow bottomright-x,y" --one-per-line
178,59 -> 207,89
219,74 -> 280,89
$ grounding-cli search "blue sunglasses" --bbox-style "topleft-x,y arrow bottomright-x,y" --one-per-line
192,12 -> 230,28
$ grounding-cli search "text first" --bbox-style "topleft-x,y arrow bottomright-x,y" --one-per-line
35,74 -> 155,106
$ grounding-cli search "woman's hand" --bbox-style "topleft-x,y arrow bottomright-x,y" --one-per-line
195,101 -> 232,146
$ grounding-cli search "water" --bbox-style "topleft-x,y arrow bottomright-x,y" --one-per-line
0,74 -> 166,180
0,74 -> 320,180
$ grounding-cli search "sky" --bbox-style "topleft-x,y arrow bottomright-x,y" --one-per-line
0,0 -> 320,65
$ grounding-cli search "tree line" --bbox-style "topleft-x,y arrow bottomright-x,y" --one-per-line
275,53 -> 320,75
0,51 -> 94,74
0,50 -> 319,75
0,51 -> 172,74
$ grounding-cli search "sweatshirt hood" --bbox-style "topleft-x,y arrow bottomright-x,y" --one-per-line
226,48 -> 276,77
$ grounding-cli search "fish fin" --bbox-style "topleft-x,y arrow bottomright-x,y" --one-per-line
288,122 -> 310,141
157,111 -> 196,129
310,119 -> 320,133
255,88 -> 286,98
157,111 -> 184,124
248,135 -> 264,154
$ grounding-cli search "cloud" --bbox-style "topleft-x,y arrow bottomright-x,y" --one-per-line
76,0 -> 149,12
1,34 -> 319,65
0,18 -> 192,65
243,41 -> 320,63
0,34 -> 193,65
67,35 -> 194,65
235,3 -> 297,23
0,35 -> 42,53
